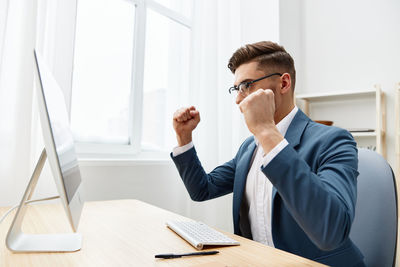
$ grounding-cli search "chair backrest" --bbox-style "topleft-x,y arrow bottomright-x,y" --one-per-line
349,148 -> 398,267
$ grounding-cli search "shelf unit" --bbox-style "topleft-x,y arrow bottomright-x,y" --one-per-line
296,85 -> 386,158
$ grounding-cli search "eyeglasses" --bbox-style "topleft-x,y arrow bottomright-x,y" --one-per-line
228,73 -> 282,95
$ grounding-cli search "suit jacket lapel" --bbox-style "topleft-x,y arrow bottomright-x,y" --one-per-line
284,109 -> 310,149
233,138 -> 256,234
234,138 -> 256,203
272,109 -> 310,203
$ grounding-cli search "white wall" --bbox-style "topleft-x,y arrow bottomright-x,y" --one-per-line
240,0 -> 280,44
78,161 -> 189,212
280,0 -> 400,169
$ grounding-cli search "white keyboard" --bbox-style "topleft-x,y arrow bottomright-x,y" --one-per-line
166,220 -> 240,250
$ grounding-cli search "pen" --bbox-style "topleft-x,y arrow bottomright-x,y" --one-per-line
155,250 -> 219,259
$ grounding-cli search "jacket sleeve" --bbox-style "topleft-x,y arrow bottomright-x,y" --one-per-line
262,129 -> 359,251
171,146 -> 237,202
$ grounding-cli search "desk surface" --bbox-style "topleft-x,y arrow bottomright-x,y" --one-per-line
0,199 -> 324,266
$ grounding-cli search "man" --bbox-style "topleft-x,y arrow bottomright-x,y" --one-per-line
171,41 -> 364,266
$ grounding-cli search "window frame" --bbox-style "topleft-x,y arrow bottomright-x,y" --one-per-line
72,0 -> 193,159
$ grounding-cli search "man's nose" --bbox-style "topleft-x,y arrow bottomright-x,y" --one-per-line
235,93 -> 244,105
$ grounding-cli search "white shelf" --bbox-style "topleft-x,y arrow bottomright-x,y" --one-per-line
296,89 -> 376,101
350,132 -> 376,137
296,86 -> 386,158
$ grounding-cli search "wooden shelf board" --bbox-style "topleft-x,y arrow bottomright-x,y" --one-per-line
296,89 -> 376,101
350,131 -> 377,137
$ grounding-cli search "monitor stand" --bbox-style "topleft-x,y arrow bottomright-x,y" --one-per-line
5,148 -> 82,252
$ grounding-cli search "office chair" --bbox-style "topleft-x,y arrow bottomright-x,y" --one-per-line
349,148 -> 398,267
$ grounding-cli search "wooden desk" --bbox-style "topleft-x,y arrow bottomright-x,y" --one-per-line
0,199 -> 324,266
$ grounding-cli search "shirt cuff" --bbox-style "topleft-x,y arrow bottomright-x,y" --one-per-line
172,141 -> 194,157
261,139 -> 289,168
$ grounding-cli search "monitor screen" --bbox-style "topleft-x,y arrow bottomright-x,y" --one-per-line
34,51 -> 83,230
35,55 -> 82,203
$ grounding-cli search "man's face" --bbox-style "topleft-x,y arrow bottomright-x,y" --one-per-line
233,61 -> 282,106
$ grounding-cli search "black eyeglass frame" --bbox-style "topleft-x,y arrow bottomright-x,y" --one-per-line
228,72 -> 282,95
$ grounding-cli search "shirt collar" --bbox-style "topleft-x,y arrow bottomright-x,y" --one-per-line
254,106 -> 298,146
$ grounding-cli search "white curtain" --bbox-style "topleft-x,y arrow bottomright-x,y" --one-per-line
0,0 -> 77,206
0,0 -> 10,73
186,0 -> 246,232
191,0 -> 280,168
0,0 -> 39,206
191,0 -> 248,167
186,0 -> 280,231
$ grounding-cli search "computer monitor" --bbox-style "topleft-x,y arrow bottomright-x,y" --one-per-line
6,50 -> 84,252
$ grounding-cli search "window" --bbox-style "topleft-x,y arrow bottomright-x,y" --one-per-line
71,0 -> 192,157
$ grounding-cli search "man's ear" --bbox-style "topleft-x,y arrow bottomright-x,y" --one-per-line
280,73 -> 291,94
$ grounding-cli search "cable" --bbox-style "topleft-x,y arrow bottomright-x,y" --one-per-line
0,196 -> 60,224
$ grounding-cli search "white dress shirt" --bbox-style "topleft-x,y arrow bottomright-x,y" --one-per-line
245,106 -> 298,246
172,106 -> 299,247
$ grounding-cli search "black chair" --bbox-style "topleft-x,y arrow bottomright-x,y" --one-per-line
349,148 -> 398,267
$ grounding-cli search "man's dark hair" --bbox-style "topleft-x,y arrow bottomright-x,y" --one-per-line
228,41 -> 296,90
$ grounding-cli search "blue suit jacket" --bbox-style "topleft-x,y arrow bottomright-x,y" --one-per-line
171,109 -> 364,266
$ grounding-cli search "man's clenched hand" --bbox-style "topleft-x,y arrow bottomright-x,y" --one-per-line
239,89 -> 283,154
173,106 -> 200,146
